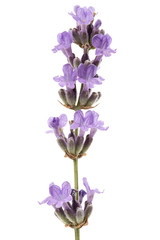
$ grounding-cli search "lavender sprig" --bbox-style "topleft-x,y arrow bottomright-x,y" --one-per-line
39,5 -> 115,240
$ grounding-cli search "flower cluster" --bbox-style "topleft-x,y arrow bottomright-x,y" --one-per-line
47,110 -> 108,160
40,5 -> 115,233
52,5 -> 116,110
39,178 -> 102,229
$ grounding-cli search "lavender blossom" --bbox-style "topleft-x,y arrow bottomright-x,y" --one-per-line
47,114 -> 67,137
69,5 -> 95,26
52,31 -> 73,58
77,63 -> 104,89
83,177 -> 102,204
70,110 -> 108,136
39,181 -> 72,208
39,178 -> 101,228
53,64 -> 77,89
41,5 -> 116,235
92,33 -> 116,57
94,19 -> 102,29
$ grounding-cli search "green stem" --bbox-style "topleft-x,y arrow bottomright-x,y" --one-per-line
75,228 -> 80,240
73,158 -> 79,201
73,158 -> 80,240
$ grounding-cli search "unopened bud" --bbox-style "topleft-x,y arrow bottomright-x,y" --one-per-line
84,204 -> 93,220
85,92 -> 98,106
67,137 -> 75,155
94,19 -> 102,29
72,29 -> 81,45
100,29 -> 105,35
57,137 -> 67,152
66,88 -> 76,107
64,208 -> 77,225
97,91 -> 102,101
55,208 -> 72,225
79,90 -> 90,106
81,53 -> 89,63
75,136 -> 84,155
87,24 -> 93,35
58,89 -> 68,105
73,57 -> 81,68
76,208 -> 85,224
80,134 -> 93,155
80,31 -> 88,45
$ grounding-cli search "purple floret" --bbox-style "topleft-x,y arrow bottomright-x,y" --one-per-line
83,177 -> 102,204
53,64 -> 77,89
52,31 -> 73,57
70,110 -> 108,136
47,114 -> 67,137
69,5 -> 95,25
39,181 -> 72,208
92,34 -> 116,57
77,63 -> 104,89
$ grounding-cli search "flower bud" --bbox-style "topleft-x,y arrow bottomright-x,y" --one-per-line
66,88 -> 76,107
67,137 -> 75,155
75,136 -> 84,155
79,90 -> 90,106
87,24 -> 93,35
80,134 -> 93,155
72,28 -> 81,45
97,91 -> 102,101
85,92 -> 98,106
64,207 -> 77,225
58,89 -> 68,105
72,198 -> 81,212
84,204 -> 93,220
76,208 -> 85,224
80,31 -> 88,45
94,19 -> 102,29
57,137 -> 67,152
81,53 -> 89,63
100,29 -> 105,35
73,57 -> 81,68
55,208 -> 72,225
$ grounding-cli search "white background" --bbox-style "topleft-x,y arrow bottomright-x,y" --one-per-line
0,0 -> 160,239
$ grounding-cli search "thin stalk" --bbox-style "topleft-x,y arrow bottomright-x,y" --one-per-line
73,158 -> 79,201
73,158 -> 80,240
75,228 -> 80,240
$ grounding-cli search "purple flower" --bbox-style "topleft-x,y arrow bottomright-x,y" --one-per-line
47,114 -> 67,137
79,189 -> 87,204
52,31 -> 73,57
39,181 -> 72,208
92,34 -> 116,57
69,5 -> 95,25
94,19 -> 102,29
83,177 -> 102,204
70,110 -> 108,136
53,64 -> 77,89
77,63 -> 104,89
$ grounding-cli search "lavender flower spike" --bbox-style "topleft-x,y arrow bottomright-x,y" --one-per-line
39,181 -> 72,208
52,31 -> 73,57
69,5 -> 95,26
47,114 -> 67,137
83,178 -> 102,204
92,33 -> 116,57
78,63 -> 104,89
53,64 -> 77,89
